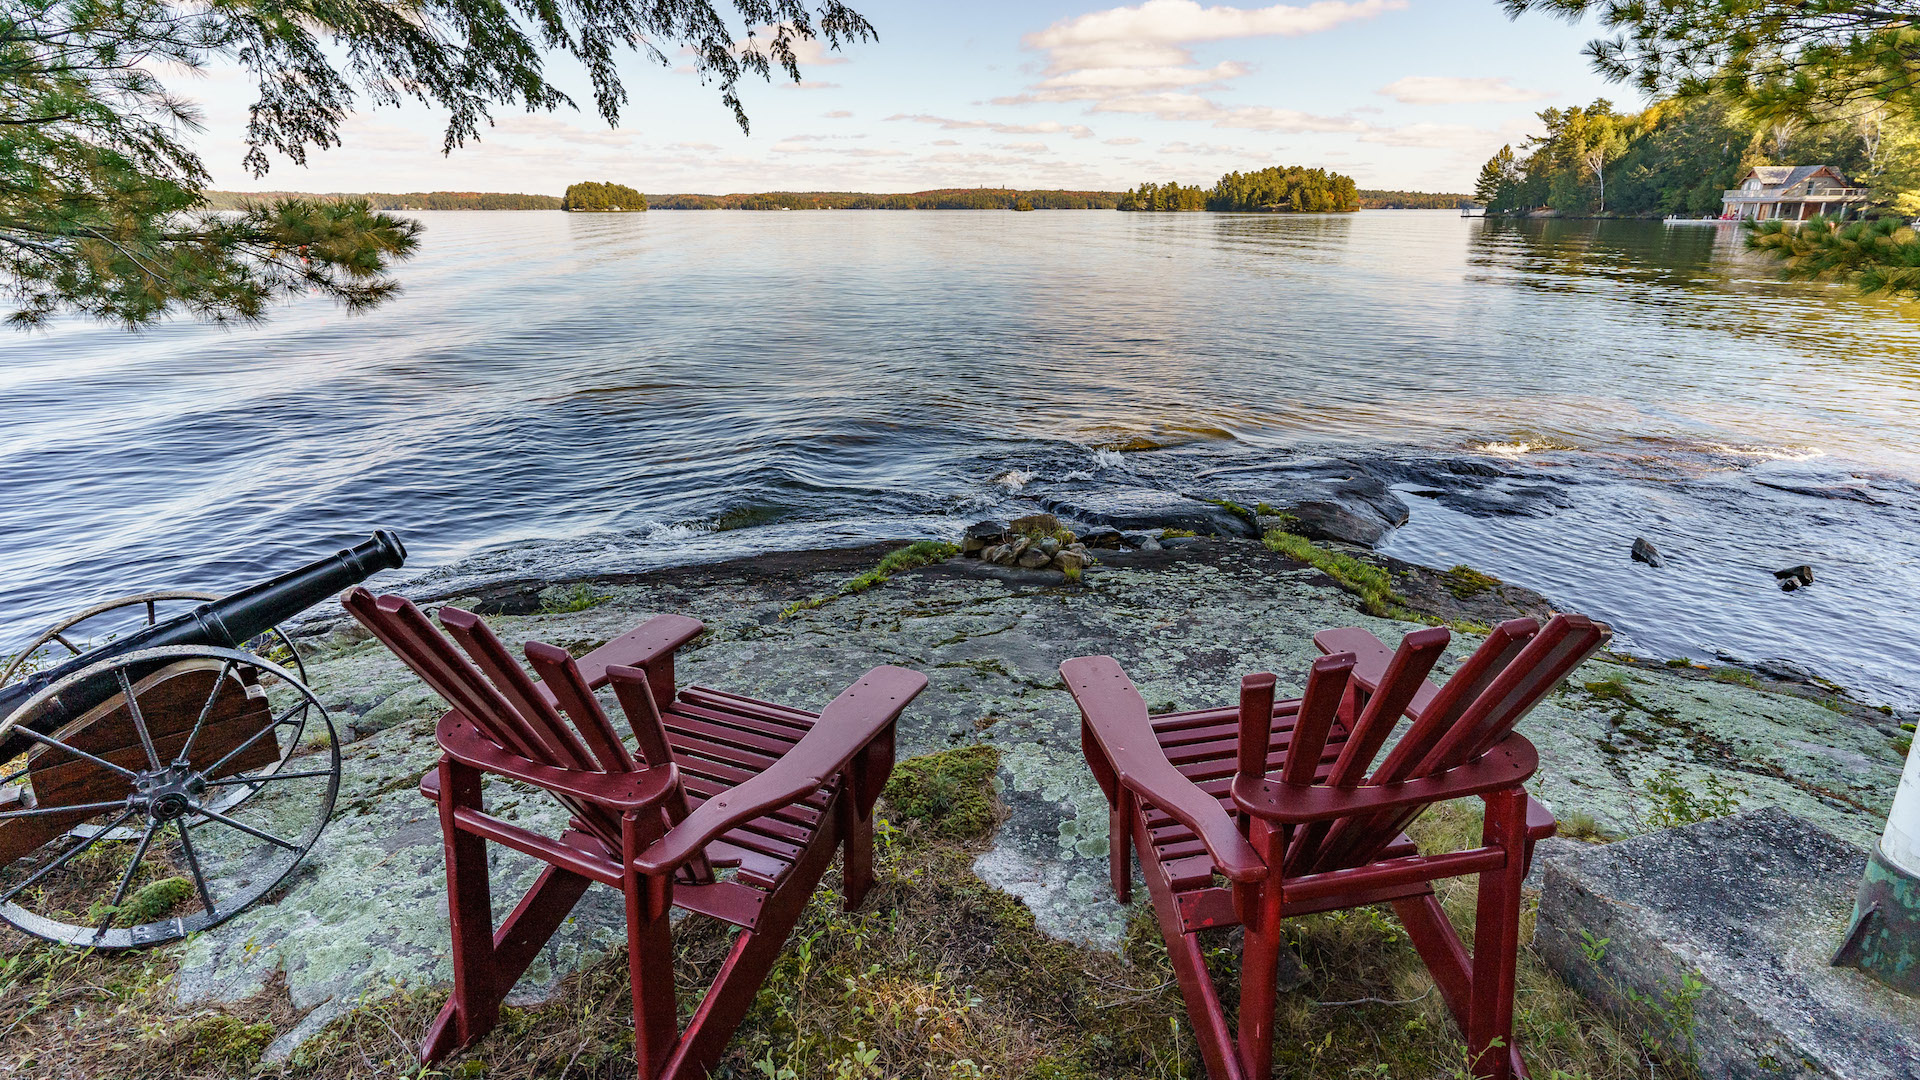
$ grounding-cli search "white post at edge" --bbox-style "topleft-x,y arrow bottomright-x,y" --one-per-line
1880,732 -> 1920,876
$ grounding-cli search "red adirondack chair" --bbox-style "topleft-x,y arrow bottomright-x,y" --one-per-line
1063,614 -> 1610,1080
341,588 -> 928,1079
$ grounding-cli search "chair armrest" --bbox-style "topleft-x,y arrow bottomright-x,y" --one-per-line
1231,732 -> 1540,825
435,714 -> 682,811
1314,626 -> 1440,719
573,614 -> 705,689
633,665 -> 928,876
1061,656 -> 1266,885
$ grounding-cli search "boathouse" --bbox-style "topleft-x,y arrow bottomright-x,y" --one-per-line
1721,165 -> 1869,221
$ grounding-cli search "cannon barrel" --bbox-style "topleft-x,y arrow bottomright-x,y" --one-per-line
0,530 -> 406,760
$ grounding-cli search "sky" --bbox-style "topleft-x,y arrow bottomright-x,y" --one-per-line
190,0 -> 1629,196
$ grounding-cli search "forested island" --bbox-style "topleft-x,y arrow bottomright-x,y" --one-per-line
1475,94 -> 1919,218
1118,166 -> 1360,212
562,181 -> 647,211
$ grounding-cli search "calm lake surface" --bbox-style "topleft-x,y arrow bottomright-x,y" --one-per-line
4,210 -> 1918,707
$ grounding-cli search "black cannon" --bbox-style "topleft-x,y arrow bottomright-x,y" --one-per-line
0,531 -> 406,947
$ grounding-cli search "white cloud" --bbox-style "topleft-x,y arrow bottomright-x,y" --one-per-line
1378,76 -> 1549,105
1000,141 -> 1051,153
1010,0 -> 1403,107
885,113 -> 1094,138
932,138 -> 961,146
822,109 -> 854,118
1104,136 -> 1143,145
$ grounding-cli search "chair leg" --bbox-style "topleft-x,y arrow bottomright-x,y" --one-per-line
624,814 -> 680,1080
1110,787 -> 1135,904
1235,879 -> 1286,1080
432,759 -> 501,1059
1468,787 -> 1528,1080
842,801 -> 876,912
423,863 -> 594,1062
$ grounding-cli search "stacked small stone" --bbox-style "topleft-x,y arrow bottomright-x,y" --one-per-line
962,514 -> 1112,573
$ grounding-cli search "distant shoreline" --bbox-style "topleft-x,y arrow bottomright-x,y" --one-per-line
202,187 -> 1473,213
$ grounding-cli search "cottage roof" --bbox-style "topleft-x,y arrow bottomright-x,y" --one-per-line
1742,165 -> 1844,189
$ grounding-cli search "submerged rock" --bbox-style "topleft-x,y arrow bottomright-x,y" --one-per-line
1775,564 -> 1816,587
1194,458 -> 1409,546
1038,488 -> 1255,539
1630,537 -> 1664,567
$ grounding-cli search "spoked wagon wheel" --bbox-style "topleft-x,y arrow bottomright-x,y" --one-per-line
0,646 -> 339,948
0,592 -> 314,831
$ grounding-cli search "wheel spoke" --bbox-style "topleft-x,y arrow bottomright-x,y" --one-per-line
175,819 -> 215,915
0,799 -> 127,820
200,767 -> 334,788
0,808 -> 137,905
174,659 -> 236,767
199,702 -> 302,778
193,805 -> 298,851
1,763 -> 29,788
94,821 -> 160,938
10,728 -> 139,780
52,633 -> 81,655
116,667 -> 163,772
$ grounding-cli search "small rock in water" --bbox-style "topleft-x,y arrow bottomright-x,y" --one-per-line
1137,536 -> 1162,552
1630,537 -> 1664,567
1773,564 -> 1814,587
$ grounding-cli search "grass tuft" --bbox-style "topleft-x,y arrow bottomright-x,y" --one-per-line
881,746 -> 1001,840
1262,529 -> 1416,619
783,541 -> 959,618
1441,564 -> 1500,600
538,583 -> 606,614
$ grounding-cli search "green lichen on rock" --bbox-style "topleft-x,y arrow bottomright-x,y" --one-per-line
783,540 -> 959,617
1262,528 -> 1413,618
1442,564 -> 1500,600
882,745 -> 1001,839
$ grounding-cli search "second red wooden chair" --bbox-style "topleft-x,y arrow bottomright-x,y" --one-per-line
1064,614 -> 1609,1080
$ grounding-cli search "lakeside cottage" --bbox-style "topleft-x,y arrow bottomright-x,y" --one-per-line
1721,164 -> 1869,220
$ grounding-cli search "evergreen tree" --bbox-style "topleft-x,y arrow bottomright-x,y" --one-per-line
2,0 -> 872,327
563,182 -> 648,211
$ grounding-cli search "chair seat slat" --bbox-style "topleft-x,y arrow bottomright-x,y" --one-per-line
676,687 -> 819,732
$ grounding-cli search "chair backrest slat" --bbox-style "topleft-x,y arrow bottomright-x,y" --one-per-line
1290,616 -> 1608,876
1235,673 -> 1278,785
342,589 -> 546,761
342,588 -> 677,856
1366,619 -> 1538,788
1280,654 -> 1355,787
438,607 -> 597,772
526,643 -> 640,774
1420,615 -> 1609,774
1326,627 -> 1450,789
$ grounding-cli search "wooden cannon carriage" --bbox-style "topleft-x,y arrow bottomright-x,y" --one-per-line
0,533 -> 405,947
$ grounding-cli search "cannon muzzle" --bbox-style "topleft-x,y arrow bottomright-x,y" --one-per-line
0,531 -> 407,760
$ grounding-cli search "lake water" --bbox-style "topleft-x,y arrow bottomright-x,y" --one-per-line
3,210 -> 1917,708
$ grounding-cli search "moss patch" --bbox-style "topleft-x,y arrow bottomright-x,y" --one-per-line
783,540 -> 959,617
1442,564 -> 1500,600
1262,529 -> 1416,619
881,745 -> 1001,840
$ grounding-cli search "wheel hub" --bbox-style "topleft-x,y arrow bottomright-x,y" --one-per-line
133,766 -> 205,822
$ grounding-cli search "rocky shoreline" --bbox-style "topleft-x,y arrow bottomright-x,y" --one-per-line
162,527 -> 1909,1058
